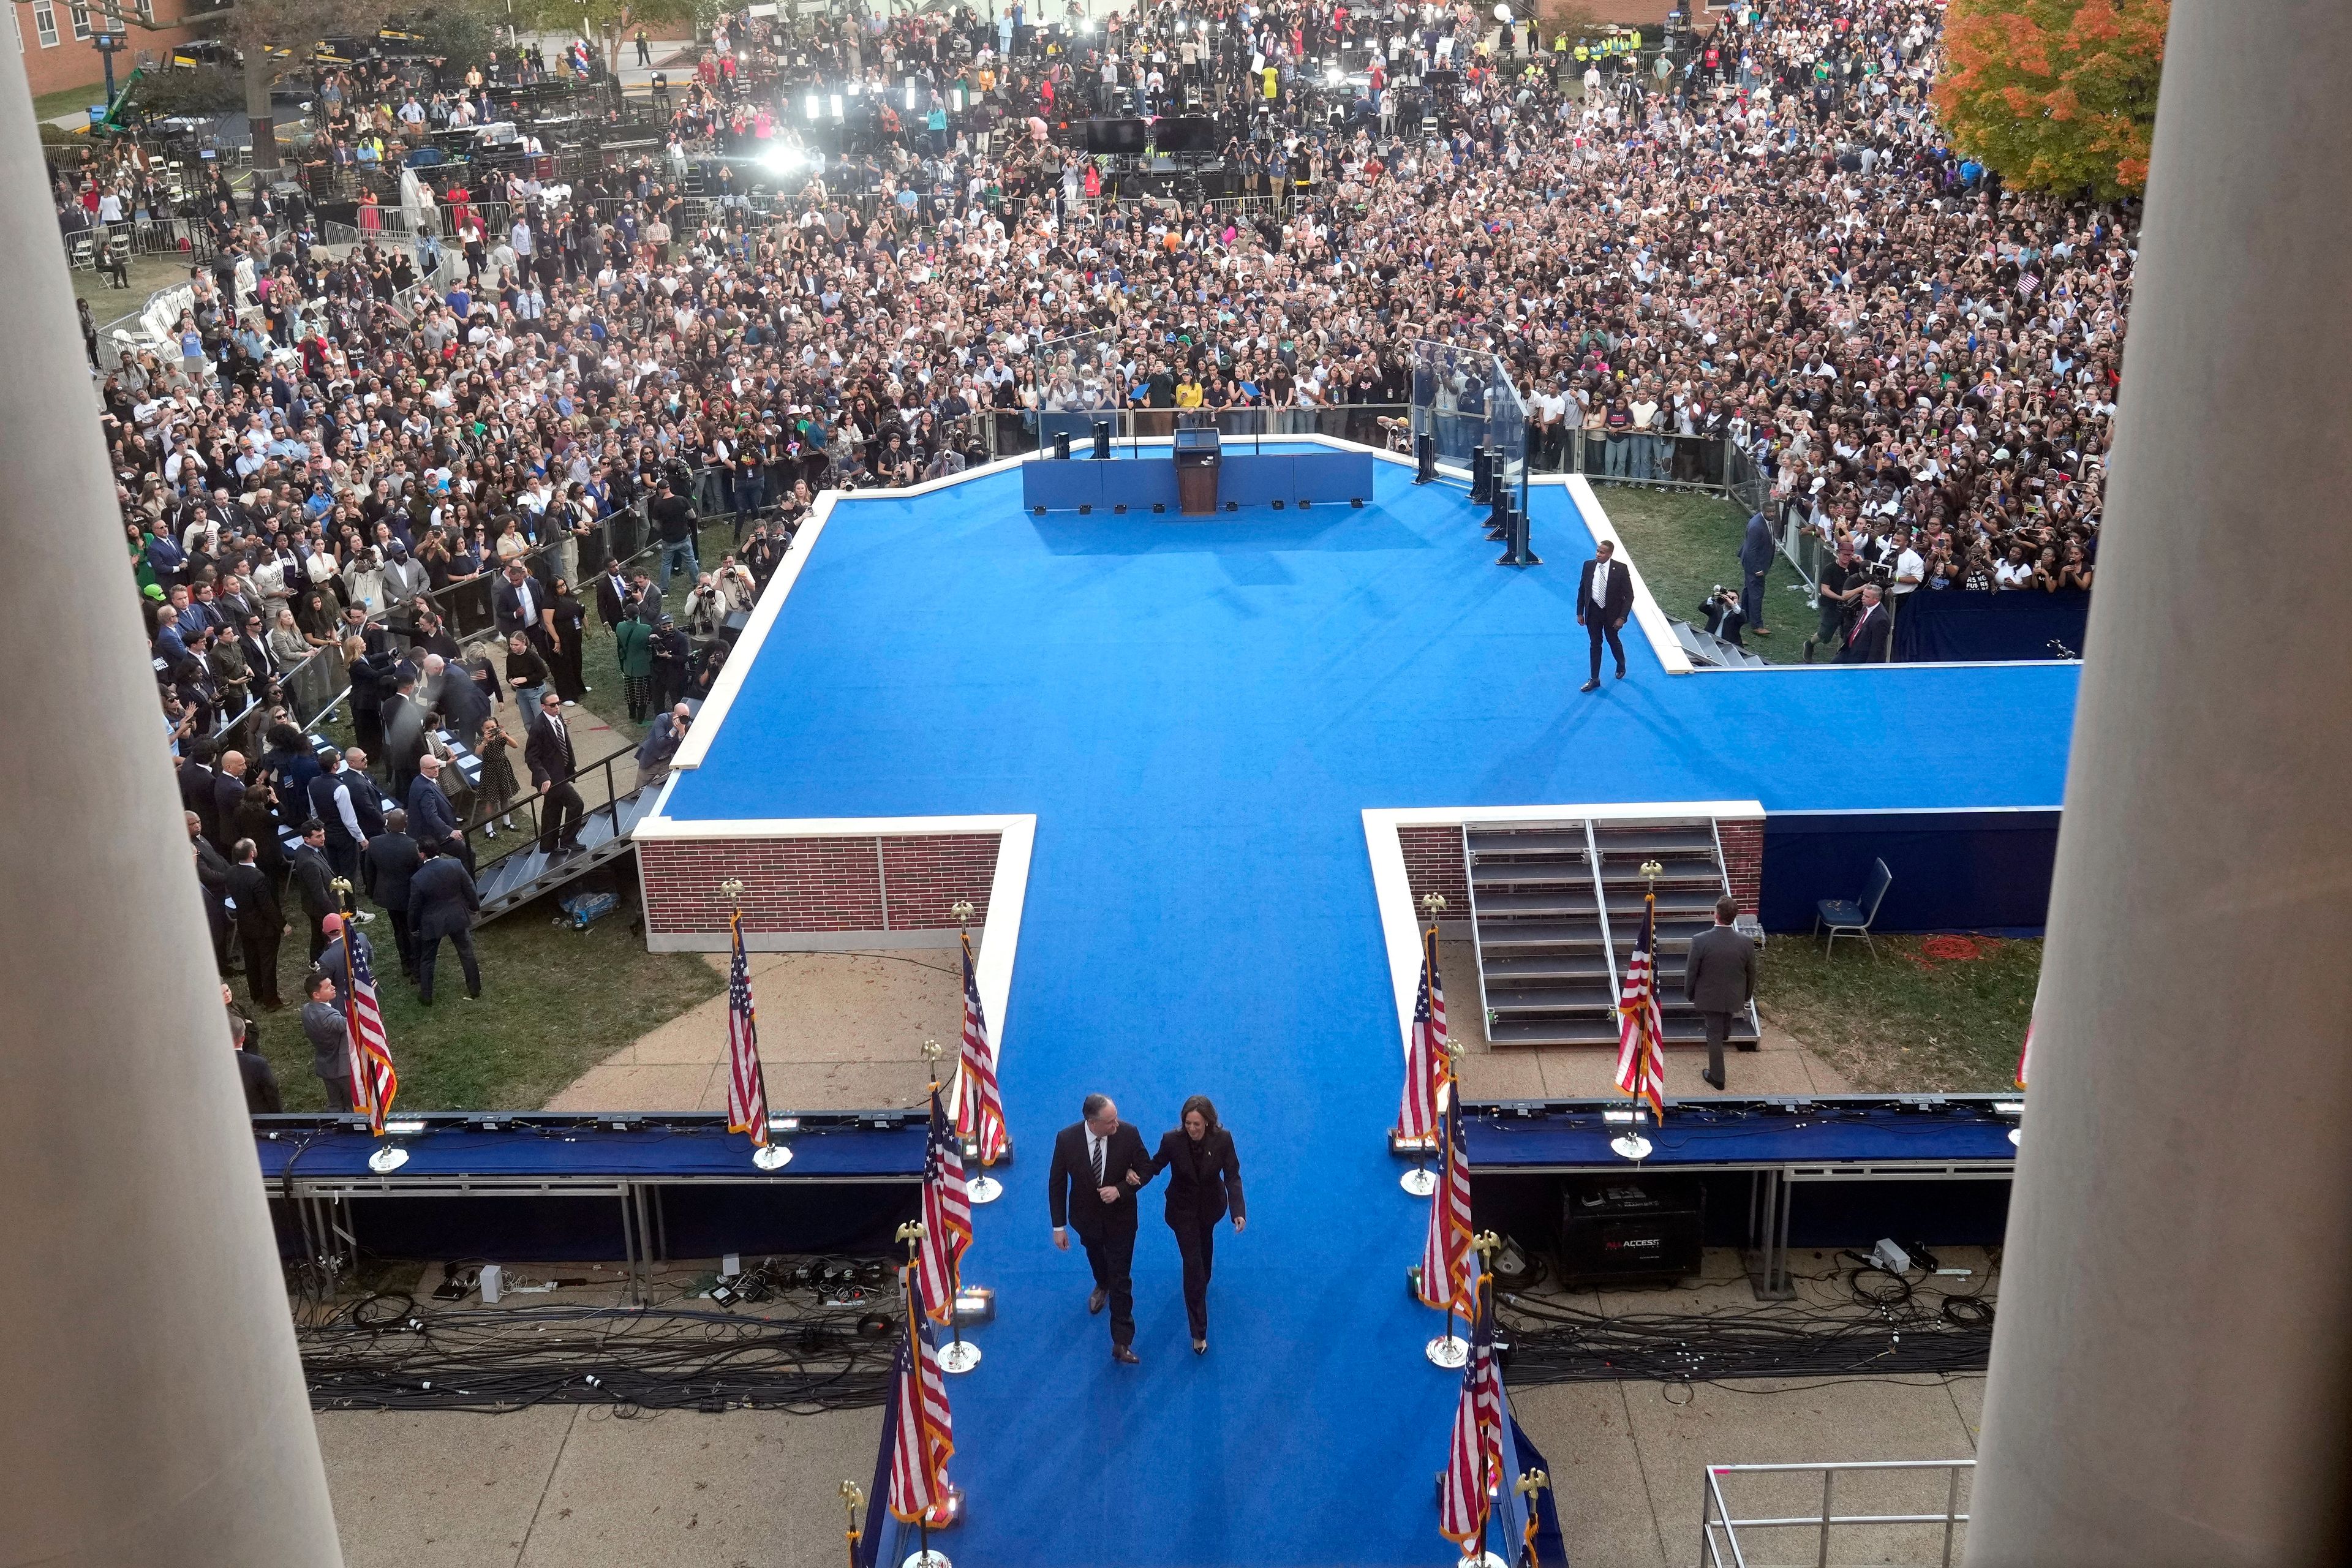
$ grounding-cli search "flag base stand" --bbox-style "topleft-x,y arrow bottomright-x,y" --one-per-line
1608,1134 -> 1653,1161
1400,1167 -> 1438,1196
901,1553 -> 951,1568
937,1340 -> 982,1374
752,1145 -> 794,1170
1425,1334 -> 1469,1368
2007,1128 -> 2021,1147
1457,1553 -> 1509,1567
967,1174 -> 1003,1204
367,1145 -> 410,1174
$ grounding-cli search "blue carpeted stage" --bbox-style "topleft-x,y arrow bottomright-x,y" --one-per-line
653,451 -> 2075,1567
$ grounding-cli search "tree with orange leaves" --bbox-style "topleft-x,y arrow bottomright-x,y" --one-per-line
1934,0 -> 2169,200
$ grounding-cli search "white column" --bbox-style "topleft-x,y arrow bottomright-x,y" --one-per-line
0,51 -> 342,1568
1966,2 -> 2352,1564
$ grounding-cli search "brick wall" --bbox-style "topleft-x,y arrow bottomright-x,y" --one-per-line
1719,817 -> 1763,917
1399,825 -> 1469,919
641,833 -> 998,937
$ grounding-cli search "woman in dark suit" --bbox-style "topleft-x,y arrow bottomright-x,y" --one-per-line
1147,1095 -> 1245,1355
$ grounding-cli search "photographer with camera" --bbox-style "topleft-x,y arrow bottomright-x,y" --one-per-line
1701,584 -> 1749,649
1836,581 -> 1892,663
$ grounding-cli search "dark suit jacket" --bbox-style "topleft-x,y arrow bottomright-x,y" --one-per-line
524,711 -> 577,788
492,576 -> 543,638
289,843 -> 336,923
1685,922 -> 1757,1013
224,860 -> 283,933
1147,1126 -> 1245,1228
1577,556 -> 1635,623
406,775 -> 462,846
210,772 -> 248,850
362,832 -> 421,912
381,693 -> 430,779
436,666 -> 491,739
1048,1121 -> 1153,1241
595,571 -> 631,629
238,1047 -> 284,1114
1836,603 -> 1890,663
408,854 -> 480,939
180,759 -> 221,842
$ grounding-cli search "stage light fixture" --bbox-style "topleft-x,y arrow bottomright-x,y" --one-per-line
759,146 -> 805,178
1493,2 -> 1512,20
384,1117 -> 428,1135
804,92 -> 821,121
831,94 -> 845,120
767,1114 -> 801,1131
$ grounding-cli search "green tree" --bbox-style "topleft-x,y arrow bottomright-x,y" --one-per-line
1934,0 -> 2169,200
200,0 -> 393,170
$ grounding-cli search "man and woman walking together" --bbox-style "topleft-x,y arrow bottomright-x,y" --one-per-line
1049,1093 -> 1244,1362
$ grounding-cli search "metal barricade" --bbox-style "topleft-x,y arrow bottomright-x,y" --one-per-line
1700,1459 -> 1972,1568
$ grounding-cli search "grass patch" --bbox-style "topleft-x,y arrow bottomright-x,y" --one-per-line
250,884 -> 724,1111
574,517 -> 745,742
32,81 -> 107,123
1759,933 -> 2040,1092
1596,485 -> 1812,663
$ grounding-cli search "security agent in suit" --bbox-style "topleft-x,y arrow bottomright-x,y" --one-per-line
1049,1093 -> 1156,1362
522,690 -> 586,854
1836,580 -> 1892,664
225,837 -> 288,1010
1144,1095 -> 1246,1354
407,758 -> 472,870
1739,509 -> 1776,636
1684,895 -> 1758,1090
407,840 -> 483,1004
362,808 -> 423,979
188,811 -> 235,978
1577,537 -> 1635,692
289,820 -> 339,962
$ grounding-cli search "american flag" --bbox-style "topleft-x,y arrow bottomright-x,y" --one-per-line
724,911 -> 771,1149
1613,897 -> 1668,1119
340,930 -> 398,1134
1418,1089 -> 1477,1317
888,1265 -> 956,1525
1397,927 -> 1448,1140
918,1084 -> 973,1323
1438,1281 -> 1505,1550
953,933 -> 1009,1166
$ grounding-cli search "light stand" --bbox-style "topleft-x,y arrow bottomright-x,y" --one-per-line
951,902 -> 1002,1204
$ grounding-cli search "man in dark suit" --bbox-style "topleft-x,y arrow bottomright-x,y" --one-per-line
288,820 -> 339,963
307,748 -> 377,881
407,756 -> 472,870
523,690 -> 585,854
210,749 -> 249,854
225,837 -> 289,1009
1740,509 -> 1776,637
362,807 -> 423,981
1048,1093 -> 1155,1363
1576,537 -> 1635,692
233,1003 -> 284,1112
1836,580 -> 1891,664
380,669 -> 431,803
179,739 -> 222,846
1684,895 -> 1758,1090
187,810 -> 236,978
407,841 -> 483,1004
594,556 -> 632,632
424,652 -> 490,741
493,559 -> 551,656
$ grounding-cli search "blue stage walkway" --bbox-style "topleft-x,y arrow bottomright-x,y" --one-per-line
660,462 -> 2076,1567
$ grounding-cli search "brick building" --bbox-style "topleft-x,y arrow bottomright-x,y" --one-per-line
11,0 -> 209,107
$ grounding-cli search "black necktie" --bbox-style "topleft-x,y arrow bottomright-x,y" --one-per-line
1091,1135 -> 1104,1186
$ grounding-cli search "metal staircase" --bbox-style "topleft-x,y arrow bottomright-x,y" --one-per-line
465,746 -> 662,924
1668,616 -> 1770,669
1468,816 -> 1760,1049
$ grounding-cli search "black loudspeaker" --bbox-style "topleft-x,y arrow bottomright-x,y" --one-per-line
1091,421 -> 1112,460
1054,431 -> 1071,460
1154,114 -> 1216,152
1469,446 -> 1493,505
1558,1177 -> 1704,1286
1414,432 -> 1436,484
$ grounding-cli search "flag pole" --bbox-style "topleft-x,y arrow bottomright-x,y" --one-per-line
1400,897 -> 1449,1196
839,1480 -> 864,1568
1609,864 -> 1663,1162
1513,1469 -> 1550,1568
725,881 -> 792,1171
333,875 -> 409,1175
1425,1045 -> 1472,1368
1459,1243 -> 1506,1568
951,905 -> 1004,1203
926,1067 -> 970,1365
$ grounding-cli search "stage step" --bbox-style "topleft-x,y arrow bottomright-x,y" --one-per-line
473,788 -> 659,924
1467,815 -> 1754,1051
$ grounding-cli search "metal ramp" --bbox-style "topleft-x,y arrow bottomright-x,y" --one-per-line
1468,815 -> 1760,1049
470,778 -> 660,924
1669,616 -> 1770,669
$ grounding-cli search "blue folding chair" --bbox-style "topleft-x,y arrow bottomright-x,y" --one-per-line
1814,859 -> 1893,960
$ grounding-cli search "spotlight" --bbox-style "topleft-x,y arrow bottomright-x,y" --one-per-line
830,94 -> 845,120
804,92 -> 820,121
1493,2 -> 1512,20
758,146 -> 805,178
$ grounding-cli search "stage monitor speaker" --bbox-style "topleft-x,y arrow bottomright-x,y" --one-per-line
1424,69 -> 1460,87
1054,431 -> 1071,461
1153,114 -> 1216,153
1084,117 -> 1149,155
1092,420 -> 1112,460
1558,1177 -> 1704,1286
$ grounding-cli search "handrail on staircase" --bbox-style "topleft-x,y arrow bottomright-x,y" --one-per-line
463,741 -> 644,882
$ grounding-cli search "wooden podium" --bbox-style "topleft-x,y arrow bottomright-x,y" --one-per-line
1174,426 -> 1222,516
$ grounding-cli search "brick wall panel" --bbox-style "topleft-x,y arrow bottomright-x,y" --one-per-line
1718,818 -> 1764,918
643,832 -> 1002,935
1398,825 -> 1469,921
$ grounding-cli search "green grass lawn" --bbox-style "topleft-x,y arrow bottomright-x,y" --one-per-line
1594,486 -> 1814,663
249,886 -> 724,1111
32,81 -> 107,123
1760,933 -> 2040,1092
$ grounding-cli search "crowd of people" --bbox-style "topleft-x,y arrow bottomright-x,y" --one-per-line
100,0 -> 2132,1102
